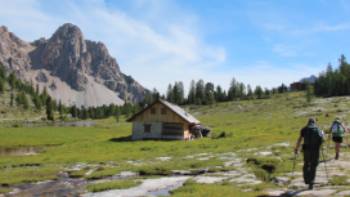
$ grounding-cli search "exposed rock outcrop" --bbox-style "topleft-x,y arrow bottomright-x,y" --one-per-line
0,23 -> 147,106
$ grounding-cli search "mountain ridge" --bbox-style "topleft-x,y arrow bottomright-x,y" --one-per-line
0,23 -> 147,107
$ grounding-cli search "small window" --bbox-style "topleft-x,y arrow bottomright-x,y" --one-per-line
144,124 -> 151,133
161,108 -> 167,115
150,108 -> 156,114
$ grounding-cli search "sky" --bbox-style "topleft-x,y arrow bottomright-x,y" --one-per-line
1,0 -> 350,93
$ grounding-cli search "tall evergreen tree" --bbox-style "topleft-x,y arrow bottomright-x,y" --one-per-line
0,64 -> 5,79
58,100 -> 64,120
166,84 -> 174,103
70,105 -> 78,118
46,97 -> 54,121
188,80 -> 196,104
32,94 -> 42,110
215,85 -> 225,102
195,79 -> 205,105
204,82 -> 215,105
0,79 -> 4,93
172,82 -> 184,104
247,85 -> 254,99
8,73 -> 17,89
254,86 -> 264,99
10,92 -> 14,106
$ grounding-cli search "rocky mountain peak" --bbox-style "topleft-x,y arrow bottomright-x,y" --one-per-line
52,23 -> 83,40
0,24 -> 147,106
0,25 -> 8,33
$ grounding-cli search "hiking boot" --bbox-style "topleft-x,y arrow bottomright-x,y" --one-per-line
308,183 -> 313,190
335,153 -> 339,160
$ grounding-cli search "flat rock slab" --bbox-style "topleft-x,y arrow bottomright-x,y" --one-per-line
83,176 -> 189,197
336,190 -> 350,196
214,170 -> 243,177
193,176 -> 226,184
229,174 -> 262,185
264,189 -> 287,196
255,151 -> 273,156
156,157 -> 171,161
297,189 -> 336,196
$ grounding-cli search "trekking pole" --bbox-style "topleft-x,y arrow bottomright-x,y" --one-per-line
292,152 -> 298,178
321,145 -> 329,182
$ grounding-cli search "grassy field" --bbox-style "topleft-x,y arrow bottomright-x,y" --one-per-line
1,92 -> 350,195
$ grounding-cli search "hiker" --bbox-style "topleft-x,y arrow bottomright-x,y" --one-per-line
329,118 -> 348,160
294,118 -> 324,190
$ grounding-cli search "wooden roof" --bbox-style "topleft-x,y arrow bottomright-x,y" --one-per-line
127,99 -> 200,124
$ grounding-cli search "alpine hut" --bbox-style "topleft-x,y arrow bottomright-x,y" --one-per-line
127,99 -> 200,140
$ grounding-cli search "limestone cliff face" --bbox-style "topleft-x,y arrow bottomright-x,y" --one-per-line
0,23 -> 147,106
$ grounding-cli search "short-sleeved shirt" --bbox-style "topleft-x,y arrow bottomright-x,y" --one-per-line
300,125 -> 323,150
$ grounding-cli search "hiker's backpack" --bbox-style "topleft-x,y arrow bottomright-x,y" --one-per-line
331,121 -> 345,138
303,126 -> 324,150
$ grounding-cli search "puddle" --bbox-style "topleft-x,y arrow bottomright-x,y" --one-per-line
6,174 -> 86,197
0,147 -> 43,156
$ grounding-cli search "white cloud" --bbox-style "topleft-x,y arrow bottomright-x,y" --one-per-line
0,0 -> 326,94
0,0 -> 227,93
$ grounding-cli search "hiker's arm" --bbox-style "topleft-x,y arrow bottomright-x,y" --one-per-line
294,136 -> 302,154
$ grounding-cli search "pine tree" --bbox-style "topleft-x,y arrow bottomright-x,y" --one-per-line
8,73 -> 17,89
215,85 -> 224,102
254,86 -> 263,99
22,93 -> 29,109
35,84 -> 40,95
16,92 -> 29,109
70,105 -> 78,118
173,82 -> 184,105
204,82 -> 215,105
32,94 -> 41,110
247,85 -> 253,99
188,80 -> 196,104
46,97 -> 54,121
0,79 -> 4,93
195,80 -> 205,105
0,64 -> 5,80
58,100 -> 64,120
264,88 -> 271,98
10,92 -> 14,106
80,106 -> 88,119
166,84 -> 174,102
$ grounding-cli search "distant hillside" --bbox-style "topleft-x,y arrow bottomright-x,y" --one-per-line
0,23 -> 147,107
0,65 -> 46,122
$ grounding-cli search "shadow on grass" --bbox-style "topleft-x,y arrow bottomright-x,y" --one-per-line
257,188 -> 309,197
108,136 -> 187,143
109,136 -> 133,142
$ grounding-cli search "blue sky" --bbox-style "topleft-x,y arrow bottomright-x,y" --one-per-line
1,0 -> 350,93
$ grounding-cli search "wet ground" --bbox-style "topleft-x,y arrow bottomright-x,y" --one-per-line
3,142 -> 350,197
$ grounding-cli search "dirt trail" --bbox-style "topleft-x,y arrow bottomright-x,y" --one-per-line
265,148 -> 350,196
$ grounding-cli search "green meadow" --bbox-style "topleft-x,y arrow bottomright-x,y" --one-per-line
1,92 -> 350,195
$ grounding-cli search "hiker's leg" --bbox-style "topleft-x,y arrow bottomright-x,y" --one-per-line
303,150 -> 311,184
309,150 -> 320,185
335,142 -> 341,159
336,142 -> 340,154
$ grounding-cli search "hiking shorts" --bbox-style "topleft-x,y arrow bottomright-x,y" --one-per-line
332,136 -> 343,143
